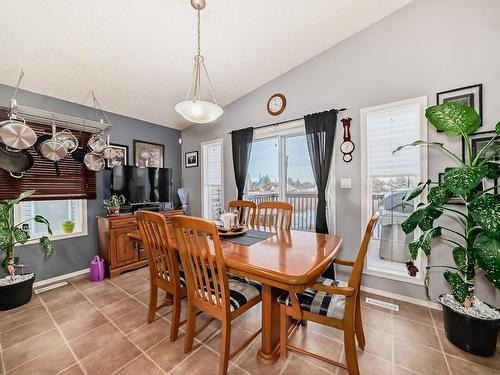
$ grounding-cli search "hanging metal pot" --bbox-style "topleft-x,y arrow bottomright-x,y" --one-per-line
33,133 -> 61,175
55,129 -> 78,153
100,134 -> 117,160
0,142 -> 34,178
87,132 -> 107,153
84,152 -> 105,171
0,116 -> 37,151
39,122 -> 67,161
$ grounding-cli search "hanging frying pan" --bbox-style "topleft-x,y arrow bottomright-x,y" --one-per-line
39,122 -> 67,162
33,133 -> 61,175
0,142 -> 34,178
100,134 -> 116,160
55,129 -> 78,153
0,116 -> 37,151
84,152 -> 105,171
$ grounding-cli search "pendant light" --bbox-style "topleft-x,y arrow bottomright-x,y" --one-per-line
175,0 -> 223,124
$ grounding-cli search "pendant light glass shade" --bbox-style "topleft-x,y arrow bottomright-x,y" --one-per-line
175,4 -> 222,124
175,100 -> 223,124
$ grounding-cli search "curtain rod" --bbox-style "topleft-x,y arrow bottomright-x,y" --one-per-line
228,108 -> 349,134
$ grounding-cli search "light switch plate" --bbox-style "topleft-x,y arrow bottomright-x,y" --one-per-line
340,178 -> 351,189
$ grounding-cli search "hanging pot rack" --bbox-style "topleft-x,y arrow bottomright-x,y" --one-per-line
8,69 -> 112,134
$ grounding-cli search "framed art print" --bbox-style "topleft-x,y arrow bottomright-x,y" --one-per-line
106,143 -> 129,169
185,151 -> 199,168
436,84 -> 482,131
134,140 -> 164,168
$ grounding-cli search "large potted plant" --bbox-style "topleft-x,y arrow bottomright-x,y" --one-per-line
0,191 -> 54,310
395,102 -> 499,356
103,194 -> 126,215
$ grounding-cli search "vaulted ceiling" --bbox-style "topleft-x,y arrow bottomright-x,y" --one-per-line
0,0 -> 413,129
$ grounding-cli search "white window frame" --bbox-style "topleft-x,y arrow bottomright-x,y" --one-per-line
251,120 -> 336,233
14,199 -> 88,245
201,138 -> 224,220
360,96 -> 428,285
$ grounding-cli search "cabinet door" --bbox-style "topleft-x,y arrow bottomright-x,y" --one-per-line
110,226 -> 138,267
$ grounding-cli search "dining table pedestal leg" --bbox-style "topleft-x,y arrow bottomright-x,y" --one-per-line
257,284 -> 282,365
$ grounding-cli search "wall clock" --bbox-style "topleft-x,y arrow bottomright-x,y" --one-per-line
267,93 -> 286,116
340,117 -> 355,162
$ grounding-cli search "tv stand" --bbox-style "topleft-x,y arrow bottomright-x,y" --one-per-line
97,209 -> 183,278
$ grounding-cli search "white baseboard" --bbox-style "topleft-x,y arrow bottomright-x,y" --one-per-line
361,285 -> 441,310
33,268 -> 89,288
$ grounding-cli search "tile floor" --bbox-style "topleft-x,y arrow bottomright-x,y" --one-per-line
0,267 -> 498,375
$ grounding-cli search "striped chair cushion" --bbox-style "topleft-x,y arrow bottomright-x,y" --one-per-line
277,277 -> 348,319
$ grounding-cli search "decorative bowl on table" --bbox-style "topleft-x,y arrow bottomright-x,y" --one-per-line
217,226 -> 248,237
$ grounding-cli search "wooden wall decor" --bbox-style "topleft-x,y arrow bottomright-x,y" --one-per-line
0,108 -> 96,201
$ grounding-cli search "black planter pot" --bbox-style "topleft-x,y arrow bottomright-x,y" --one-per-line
0,274 -> 35,311
439,293 -> 500,357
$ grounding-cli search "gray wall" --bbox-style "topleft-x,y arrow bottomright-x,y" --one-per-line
181,0 -> 500,304
0,84 -> 182,281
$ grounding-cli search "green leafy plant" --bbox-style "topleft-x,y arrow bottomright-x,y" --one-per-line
0,191 -> 54,271
395,102 -> 499,307
102,194 -> 126,208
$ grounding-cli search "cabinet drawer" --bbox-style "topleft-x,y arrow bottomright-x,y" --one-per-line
110,219 -> 137,228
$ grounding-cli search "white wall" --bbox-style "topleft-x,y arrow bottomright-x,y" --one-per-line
181,0 -> 500,304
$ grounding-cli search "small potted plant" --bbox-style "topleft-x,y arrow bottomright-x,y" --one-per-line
0,191 -> 54,310
394,102 -> 500,357
103,194 -> 126,215
61,220 -> 75,233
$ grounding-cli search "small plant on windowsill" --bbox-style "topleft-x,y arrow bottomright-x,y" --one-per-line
0,191 -> 54,310
103,194 -> 126,215
61,220 -> 75,234
394,102 -> 500,357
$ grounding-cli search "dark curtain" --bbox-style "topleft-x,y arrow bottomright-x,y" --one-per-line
304,109 -> 337,234
231,127 -> 254,200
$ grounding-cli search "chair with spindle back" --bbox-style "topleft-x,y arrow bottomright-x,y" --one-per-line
257,201 -> 293,230
135,211 -> 186,342
277,212 -> 380,375
227,200 -> 257,226
171,215 -> 262,375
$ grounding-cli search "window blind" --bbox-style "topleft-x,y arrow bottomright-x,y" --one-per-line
366,103 -> 421,177
206,144 -> 222,185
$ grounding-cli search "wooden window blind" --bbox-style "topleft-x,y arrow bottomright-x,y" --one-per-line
0,108 -> 96,201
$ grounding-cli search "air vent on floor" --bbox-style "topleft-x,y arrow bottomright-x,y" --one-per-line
365,297 -> 399,311
34,281 -> 68,294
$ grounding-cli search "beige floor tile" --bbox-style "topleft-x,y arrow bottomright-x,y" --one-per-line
85,287 -> 129,309
110,274 -> 150,295
393,365 -> 420,374
128,318 -> 172,350
146,332 -> 203,373
0,305 -> 48,333
79,336 -> 141,375
37,284 -> 80,303
44,290 -> 87,314
306,321 -> 344,342
100,297 -> 142,320
168,346 -> 221,375
430,308 -> 444,327
437,328 -> 500,370
393,338 -> 449,375
0,294 -> 41,320
234,337 -> 287,375
67,273 -> 96,291
364,325 -> 393,361
114,306 -> 149,334
132,266 -> 150,280
281,354 -> 331,374
393,316 -> 440,349
3,329 -> 64,370
8,344 -> 75,375
362,306 -> 393,334
447,354 -> 500,375
0,315 -> 54,349
51,300 -> 97,325
114,354 -> 163,375
393,301 -> 434,326
206,326 -> 257,355
59,310 -> 109,341
69,323 -> 125,359
338,350 -> 393,375
57,364 -> 85,374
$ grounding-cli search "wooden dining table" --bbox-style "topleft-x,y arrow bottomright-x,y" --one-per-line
128,225 -> 342,365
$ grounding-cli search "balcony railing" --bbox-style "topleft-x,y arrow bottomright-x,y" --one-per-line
247,192 -> 318,231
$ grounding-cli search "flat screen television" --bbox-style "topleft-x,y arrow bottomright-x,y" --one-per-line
111,166 -> 172,203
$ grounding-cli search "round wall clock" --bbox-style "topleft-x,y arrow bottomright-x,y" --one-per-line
267,93 -> 286,116
340,117 -> 355,162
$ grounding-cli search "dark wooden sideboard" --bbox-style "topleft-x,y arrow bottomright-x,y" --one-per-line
97,210 -> 184,278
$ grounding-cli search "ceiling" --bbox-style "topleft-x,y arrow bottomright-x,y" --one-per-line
0,0 -> 413,130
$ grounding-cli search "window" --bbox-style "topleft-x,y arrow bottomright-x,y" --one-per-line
202,139 -> 224,220
245,121 -> 326,231
14,199 -> 88,242
361,97 -> 428,283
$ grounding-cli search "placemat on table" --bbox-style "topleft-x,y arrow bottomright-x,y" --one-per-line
221,229 -> 275,246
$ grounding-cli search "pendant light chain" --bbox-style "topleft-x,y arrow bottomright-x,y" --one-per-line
197,9 -> 201,57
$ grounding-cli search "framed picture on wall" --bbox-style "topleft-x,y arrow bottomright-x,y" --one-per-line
436,84 -> 482,132
106,143 -> 129,169
133,140 -> 164,168
185,151 -> 199,168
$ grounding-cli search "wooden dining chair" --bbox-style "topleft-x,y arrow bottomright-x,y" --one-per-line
135,211 -> 186,342
257,201 -> 293,230
278,212 -> 380,375
227,200 -> 257,226
171,215 -> 262,375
